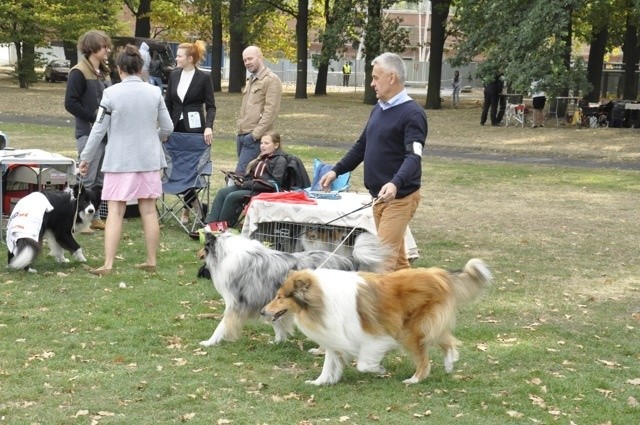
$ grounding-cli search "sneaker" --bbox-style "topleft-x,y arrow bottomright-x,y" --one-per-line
90,219 -> 106,230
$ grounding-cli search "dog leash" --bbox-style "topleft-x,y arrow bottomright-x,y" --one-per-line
71,175 -> 83,235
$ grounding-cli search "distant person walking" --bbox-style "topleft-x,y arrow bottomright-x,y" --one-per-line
235,45 -> 282,176
480,73 -> 504,126
342,61 -> 352,87
452,70 -> 461,107
530,79 -> 546,128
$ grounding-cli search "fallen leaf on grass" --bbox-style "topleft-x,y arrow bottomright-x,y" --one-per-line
75,410 -> 89,417
196,313 -> 219,319
172,358 -> 187,366
217,419 -> 231,424
476,343 -> 488,351
626,378 -> 640,385
339,416 -> 349,422
507,410 -> 523,418
181,412 -> 196,421
628,396 -> 639,407
529,394 -> 546,408
597,359 -> 619,368
596,388 -> 613,398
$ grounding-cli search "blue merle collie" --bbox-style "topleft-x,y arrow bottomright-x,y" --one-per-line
7,184 -> 100,273
198,230 -> 390,347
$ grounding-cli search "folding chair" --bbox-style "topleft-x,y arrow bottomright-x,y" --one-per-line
158,132 -> 212,233
578,99 -> 609,128
305,158 -> 350,199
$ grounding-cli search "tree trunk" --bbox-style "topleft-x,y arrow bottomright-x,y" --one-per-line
211,0 -> 223,92
314,0 -> 332,96
363,0 -> 382,105
585,27 -> 608,102
424,0 -> 451,110
63,40 -> 78,67
315,62 -> 329,95
562,6 -> 572,97
295,0 -> 308,99
16,41 -> 36,88
228,0 -> 246,93
135,0 -> 151,38
621,15 -> 639,100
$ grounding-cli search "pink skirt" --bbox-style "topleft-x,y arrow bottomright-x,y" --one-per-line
102,171 -> 162,201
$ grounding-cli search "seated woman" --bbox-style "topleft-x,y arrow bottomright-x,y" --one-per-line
204,132 -> 287,228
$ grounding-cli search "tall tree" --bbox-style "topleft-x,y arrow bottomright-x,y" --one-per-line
211,0 -> 224,91
620,6 -> 640,99
362,0 -> 382,104
228,0 -> 246,93
451,0 -> 589,98
124,0 -> 152,38
0,0 -> 118,88
313,0 -> 362,96
424,0 -> 451,109
294,0 -> 309,99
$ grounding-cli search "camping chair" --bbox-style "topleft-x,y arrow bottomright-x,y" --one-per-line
578,99 -> 609,128
158,132 -> 212,234
305,158 -> 351,199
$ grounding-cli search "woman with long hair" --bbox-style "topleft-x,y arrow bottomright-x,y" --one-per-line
165,40 -> 216,225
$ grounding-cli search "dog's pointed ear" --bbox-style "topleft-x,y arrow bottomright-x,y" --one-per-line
91,185 -> 103,201
71,183 -> 80,198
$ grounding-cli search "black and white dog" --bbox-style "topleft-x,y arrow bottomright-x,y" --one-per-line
198,230 -> 391,347
7,184 -> 101,273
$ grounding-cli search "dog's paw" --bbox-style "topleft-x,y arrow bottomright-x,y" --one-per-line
72,250 -> 87,263
308,347 -> 325,356
54,256 -> 70,264
402,376 -> 420,385
199,339 -> 219,347
305,379 -> 328,386
27,267 -> 37,273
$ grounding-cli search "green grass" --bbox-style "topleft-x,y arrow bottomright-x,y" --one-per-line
1,113 -> 640,424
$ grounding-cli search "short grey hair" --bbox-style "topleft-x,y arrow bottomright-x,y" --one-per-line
371,52 -> 406,84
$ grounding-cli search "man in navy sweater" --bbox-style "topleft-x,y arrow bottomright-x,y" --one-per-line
320,52 -> 427,271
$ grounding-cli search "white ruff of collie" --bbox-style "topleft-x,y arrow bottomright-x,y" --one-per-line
199,231 -> 390,347
261,259 -> 492,385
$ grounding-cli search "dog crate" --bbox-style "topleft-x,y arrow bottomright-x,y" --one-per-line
251,221 -> 368,255
2,165 -> 69,215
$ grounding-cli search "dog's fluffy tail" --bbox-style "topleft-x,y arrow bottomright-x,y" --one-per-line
9,239 -> 40,270
451,258 -> 492,306
352,233 -> 392,273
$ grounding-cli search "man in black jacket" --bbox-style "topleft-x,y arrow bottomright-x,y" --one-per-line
64,30 -> 112,230
480,73 -> 504,126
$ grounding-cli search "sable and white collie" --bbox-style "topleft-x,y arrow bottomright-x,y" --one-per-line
261,259 -> 492,385
198,231 -> 390,347
7,185 -> 100,273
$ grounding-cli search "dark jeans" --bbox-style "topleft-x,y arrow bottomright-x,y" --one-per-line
204,185 -> 253,228
235,133 -> 260,175
481,92 -> 500,125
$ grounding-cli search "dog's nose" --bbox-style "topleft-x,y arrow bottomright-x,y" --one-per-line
87,207 -> 95,215
259,308 -> 266,316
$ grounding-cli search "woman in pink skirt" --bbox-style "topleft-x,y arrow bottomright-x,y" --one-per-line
79,44 -> 173,275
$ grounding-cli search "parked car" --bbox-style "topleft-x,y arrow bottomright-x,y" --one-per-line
108,37 -> 175,86
44,59 -> 70,82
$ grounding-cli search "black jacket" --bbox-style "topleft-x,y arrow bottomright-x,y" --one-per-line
165,68 -> 216,133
